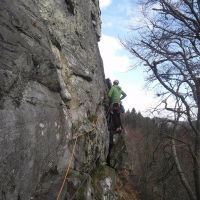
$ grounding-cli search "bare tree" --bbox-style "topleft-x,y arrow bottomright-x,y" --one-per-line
123,0 -> 200,199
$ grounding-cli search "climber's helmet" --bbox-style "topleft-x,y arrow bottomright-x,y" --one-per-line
113,80 -> 119,85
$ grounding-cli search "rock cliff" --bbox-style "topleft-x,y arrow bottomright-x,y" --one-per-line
0,0 -> 112,199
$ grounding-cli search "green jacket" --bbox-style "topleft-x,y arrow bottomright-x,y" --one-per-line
108,85 -> 127,103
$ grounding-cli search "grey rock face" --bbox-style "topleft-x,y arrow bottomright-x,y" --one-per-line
0,0 -> 109,199
108,132 -> 129,170
91,166 -> 117,200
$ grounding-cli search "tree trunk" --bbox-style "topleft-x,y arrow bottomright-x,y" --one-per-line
194,135 -> 200,200
172,139 -> 196,200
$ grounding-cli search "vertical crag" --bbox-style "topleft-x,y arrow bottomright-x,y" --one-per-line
0,0 -> 109,199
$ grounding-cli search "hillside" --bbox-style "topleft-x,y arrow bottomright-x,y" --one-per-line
123,109 -> 195,200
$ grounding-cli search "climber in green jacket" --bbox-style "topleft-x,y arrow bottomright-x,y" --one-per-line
108,80 -> 127,103
108,80 -> 127,132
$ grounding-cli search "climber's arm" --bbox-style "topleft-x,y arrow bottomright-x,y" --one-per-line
120,91 -> 127,100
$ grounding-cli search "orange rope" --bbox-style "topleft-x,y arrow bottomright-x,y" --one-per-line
56,136 -> 78,200
56,120 -> 98,200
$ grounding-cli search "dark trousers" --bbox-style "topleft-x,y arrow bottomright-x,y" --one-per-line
111,103 -> 122,130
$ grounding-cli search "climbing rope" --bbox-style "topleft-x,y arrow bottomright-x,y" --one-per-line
69,155 -> 100,200
56,118 -> 99,200
56,136 -> 78,200
69,173 -> 90,200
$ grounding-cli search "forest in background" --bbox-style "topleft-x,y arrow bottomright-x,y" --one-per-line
121,0 -> 200,199
123,109 -> 194,200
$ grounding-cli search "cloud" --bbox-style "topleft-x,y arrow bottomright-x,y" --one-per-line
98,34 -> 157,114
99,0 -> 112,9
124,88 -> 157,115
98,34 -> 130,79
99,2 -> 167,115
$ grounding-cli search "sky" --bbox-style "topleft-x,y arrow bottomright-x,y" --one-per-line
98,0 -> 158,115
